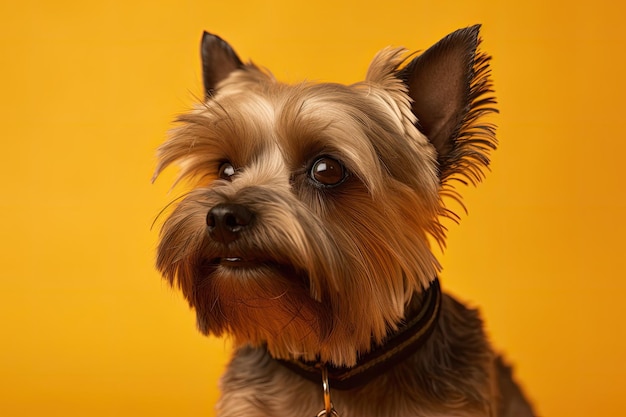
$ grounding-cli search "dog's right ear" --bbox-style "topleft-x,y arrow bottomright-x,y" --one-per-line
201,32 -> 244,98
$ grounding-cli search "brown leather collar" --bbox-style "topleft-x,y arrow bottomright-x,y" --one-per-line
275,278 -> 442,390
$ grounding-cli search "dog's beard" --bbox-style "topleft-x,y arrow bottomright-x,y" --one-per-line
195,261 -> 332,360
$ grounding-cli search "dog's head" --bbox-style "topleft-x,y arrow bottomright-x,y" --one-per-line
154,25 -> 496,366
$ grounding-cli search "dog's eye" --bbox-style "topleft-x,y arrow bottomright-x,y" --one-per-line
310,157 -> 347,187
218,162 -> 236,181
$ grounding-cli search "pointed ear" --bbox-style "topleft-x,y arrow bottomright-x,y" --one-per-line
399,25 -> 497,184
201,32 -> 244,98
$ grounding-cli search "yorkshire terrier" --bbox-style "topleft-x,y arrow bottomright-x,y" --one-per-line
154,25 -> 535,417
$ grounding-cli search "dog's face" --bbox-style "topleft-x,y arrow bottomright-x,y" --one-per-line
154,26 -> 496,367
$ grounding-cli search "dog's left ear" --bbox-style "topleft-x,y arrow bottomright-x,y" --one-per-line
201,32 -> 244,98
399,25 -> 497,184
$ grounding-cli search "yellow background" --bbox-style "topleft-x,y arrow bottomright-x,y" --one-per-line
1,1 -> 625,416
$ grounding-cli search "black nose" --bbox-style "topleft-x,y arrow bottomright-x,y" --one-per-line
206,203 -> 253,244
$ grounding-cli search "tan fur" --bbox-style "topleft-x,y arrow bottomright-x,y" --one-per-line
154,27 -> 534,417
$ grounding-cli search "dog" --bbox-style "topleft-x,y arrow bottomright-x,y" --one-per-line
154,25 -> 535,417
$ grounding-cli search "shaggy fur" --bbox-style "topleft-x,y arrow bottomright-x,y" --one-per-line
154,25 -> 535,416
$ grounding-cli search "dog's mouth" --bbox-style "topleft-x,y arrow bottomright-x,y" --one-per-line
217,256 -> 265,268
206,255 -> 312,292
209,255 -> 287,271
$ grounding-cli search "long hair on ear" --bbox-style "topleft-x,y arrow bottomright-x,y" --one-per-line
399,25 -> 498,218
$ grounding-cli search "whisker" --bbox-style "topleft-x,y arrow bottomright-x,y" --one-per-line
151,191 -> 193,231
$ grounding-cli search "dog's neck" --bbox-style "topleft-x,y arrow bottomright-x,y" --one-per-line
275,278 -> 442,390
